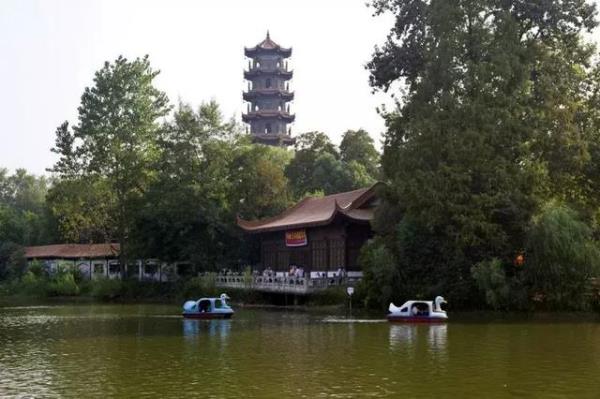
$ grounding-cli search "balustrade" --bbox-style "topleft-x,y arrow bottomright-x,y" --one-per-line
210,272 -> 358,295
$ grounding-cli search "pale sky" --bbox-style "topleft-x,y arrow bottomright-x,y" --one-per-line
0,0 -> 395,175
2,1 -> 600,176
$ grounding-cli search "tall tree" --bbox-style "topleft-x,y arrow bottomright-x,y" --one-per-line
339,129 -> 380,178
286,131 -> 375,197
48,122 -> 80,179
132,101 -> 242,269
364,0 -> 599,306
46,178 -> 115,243
285,132 -> 338,198
231,144 -> 292,220
49,55 -> 170,272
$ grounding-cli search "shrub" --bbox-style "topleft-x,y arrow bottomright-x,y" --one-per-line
524,203 -> 600,310
0,243 -> 26,281
90,278 -> 124,300
182,274 -> 217,299
308,287 -> 347,306
19,271 -> 48,297
48,272 -> 80,296
471,258 -> 528,310
242,266 -> 254,287
28,260 -> 47,278
358,238 -> 400,309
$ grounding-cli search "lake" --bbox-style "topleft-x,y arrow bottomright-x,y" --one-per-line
1,300 -> 599,398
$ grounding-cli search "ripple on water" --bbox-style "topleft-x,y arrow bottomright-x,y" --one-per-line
321,317 -> 387,324
1,305 -> 600,398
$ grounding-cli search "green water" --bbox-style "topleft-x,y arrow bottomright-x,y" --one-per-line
0,301 -> 599,398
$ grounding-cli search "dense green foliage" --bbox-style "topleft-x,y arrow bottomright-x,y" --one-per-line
5,3 -> 598,311
49,56 -> 171,270
471,258 -> 528,310
285,131 -> 378,197
0,169 -> 58,281
524,203 -> 600,309
360,0 -> 600,310
0,169 -> 57,247
0,55 -> 378,294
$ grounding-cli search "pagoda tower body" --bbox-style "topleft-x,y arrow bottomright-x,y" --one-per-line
242,32 -> 295,146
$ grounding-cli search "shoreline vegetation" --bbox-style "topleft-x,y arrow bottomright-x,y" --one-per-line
0,269 -> 350,308
1,264 -> 598,313
3,1 -> 600,312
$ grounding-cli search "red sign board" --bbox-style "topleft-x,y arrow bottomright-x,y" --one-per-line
285,229 -> 307,247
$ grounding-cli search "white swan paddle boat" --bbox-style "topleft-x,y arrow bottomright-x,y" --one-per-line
182,293 -> 234,319
387,296 -> 448,323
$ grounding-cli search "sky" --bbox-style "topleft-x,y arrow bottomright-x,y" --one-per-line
0,0 -> 395,175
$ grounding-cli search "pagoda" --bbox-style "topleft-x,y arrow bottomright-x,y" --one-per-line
242,32 -> 295,146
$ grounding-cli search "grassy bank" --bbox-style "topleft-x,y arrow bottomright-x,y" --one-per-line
0,271 -> 350,307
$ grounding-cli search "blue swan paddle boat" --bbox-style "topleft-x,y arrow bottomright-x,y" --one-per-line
387,296 -> 448,323
182,293 -> 234,319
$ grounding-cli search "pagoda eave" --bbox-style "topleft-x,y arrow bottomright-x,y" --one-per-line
244,47 -> 292,58
242,112 -> 295,123
253,134 -> 296,145
244,70 -> 293,80
243,90 -> 294,101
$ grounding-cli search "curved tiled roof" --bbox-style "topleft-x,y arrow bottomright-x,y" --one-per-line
25,243 -> 120,259
237,183 -> 382,233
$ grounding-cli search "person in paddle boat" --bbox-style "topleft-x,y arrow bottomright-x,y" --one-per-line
182,293 -> 235,319
388,296 -> 447,322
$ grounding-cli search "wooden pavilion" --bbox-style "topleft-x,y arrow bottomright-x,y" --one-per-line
237,183 -> 381,274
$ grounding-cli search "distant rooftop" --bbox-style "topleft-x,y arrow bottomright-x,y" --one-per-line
25,243 -> 120,259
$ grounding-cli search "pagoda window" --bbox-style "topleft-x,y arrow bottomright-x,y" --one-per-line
266,123 -> 272,134
266,78 -> 272,89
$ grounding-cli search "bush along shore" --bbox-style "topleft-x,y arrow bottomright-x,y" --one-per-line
0,265 -> 349,308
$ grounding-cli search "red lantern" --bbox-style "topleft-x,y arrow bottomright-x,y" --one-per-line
514,253 -> 524,266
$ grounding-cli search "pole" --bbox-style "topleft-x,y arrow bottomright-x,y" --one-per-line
350,295 -> 352,314
346,286 -> 354,318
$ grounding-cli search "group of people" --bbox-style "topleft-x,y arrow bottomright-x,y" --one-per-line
288,265 -> 305,278
218,266 -> 347,281
261,267 -> 274,277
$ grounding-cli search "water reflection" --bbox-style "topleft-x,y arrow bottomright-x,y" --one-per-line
389,324 -> 447,359
389,323 -> 417,349
182,319 -> 231,340
427,323 -> 448,353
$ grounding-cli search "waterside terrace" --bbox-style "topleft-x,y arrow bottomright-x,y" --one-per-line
213,271 -> 363,295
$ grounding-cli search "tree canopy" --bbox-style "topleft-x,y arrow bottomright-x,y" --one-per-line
286,131 -> 379,198
360,0 -> 600,308
48,56 -> 171,268
27,54 -> 381,276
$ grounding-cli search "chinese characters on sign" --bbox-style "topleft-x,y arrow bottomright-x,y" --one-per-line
285,229 -> 307,247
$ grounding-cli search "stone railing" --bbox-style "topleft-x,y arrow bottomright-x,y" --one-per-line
213,273 -> 361,295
